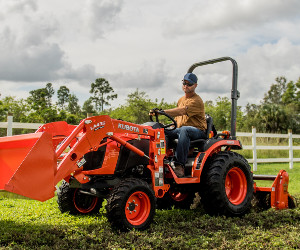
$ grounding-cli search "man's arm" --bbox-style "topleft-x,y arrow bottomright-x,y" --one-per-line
164,107 -> 187,117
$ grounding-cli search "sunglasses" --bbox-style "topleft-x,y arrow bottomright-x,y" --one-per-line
182,80 -> 194,86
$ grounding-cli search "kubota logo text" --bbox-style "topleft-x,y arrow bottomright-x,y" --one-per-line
118,123 -> 139,133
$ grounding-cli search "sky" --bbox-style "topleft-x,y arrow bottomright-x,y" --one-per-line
0,0 -> 300,110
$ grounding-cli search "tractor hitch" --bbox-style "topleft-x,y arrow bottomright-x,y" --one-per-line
253,170 -> 296,210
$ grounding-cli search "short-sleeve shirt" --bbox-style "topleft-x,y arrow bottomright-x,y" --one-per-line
175,94 -> 207,131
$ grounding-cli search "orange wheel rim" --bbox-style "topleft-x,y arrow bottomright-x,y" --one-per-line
225,167 -> 247,205
125,191 -> 151,226
169,190 -> 188,202
73,189 -> 98,213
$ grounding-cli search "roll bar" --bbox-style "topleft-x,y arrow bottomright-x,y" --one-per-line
187,57 -> 239,139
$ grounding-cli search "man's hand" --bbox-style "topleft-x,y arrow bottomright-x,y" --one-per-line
149,108 -> 160,116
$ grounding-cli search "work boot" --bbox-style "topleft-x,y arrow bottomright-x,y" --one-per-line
174,165 -> 185,178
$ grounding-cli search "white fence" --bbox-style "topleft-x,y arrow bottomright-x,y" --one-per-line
1,116 -> 300,171
237,127 -> 300,171
0,116 -> 43,136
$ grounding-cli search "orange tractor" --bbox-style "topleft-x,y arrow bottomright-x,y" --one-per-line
0,57 -> 296,231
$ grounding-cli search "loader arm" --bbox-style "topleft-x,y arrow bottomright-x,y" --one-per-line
0,115 -> 168,201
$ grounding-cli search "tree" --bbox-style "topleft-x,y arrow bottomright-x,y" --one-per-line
205,97 -> 243,131
110,89 -> 151,123
26,83 -> 58,123
0,96 -> 29,122
109,89 -> 175,124
67,94 -> 81,115
260,76 -> 300,133
259,103 -> 287,133
296,78 -> 300,102
263,77 -> 287,105
27,83 -> 55,111
57,86 -> 70,109
90,78 -> 117,112
82,97 -> 96,115
282,77 -> 300,133
242,76 -> 300,133
240,103 -> 263,132
66,114 -> 78,125
45,83 -> 55,107
27,88 -> 48,111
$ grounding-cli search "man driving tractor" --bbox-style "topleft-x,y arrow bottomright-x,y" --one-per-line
150,73 -> 207,177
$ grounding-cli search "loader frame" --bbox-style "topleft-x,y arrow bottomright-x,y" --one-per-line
1,115 -> 174,201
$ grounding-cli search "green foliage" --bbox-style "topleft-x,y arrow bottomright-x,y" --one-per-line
0,75 -> 299,134
67,94 -> 81,115
82,97 -> 96,115
205,97 -> 243,131
109,89 -> 176,124
57,86 -> 70,109
66,114 -> 79,125
27,83 -> 54,111
0,96 -> 29,122
25,83 -> 59,123
90,78 -> 117,112
242,77 -> 300,133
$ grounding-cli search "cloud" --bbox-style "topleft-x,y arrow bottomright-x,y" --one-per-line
0,1 -> 98,82
236,38 -> 300,105
60,64 -> 97,82
83,0 -> 124,39
1,0 -> 300,112
105,59 -> 168,90
163,0 -> 300,38
0,28 -> 97,82
170,38 -> 300,107
2,0 -> 37,13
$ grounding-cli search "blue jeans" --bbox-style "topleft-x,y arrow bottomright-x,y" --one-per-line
165,126 -> 206,166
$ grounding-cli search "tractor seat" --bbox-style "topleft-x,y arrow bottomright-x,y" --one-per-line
168,115 -> 216,152
189,115 -> 216,151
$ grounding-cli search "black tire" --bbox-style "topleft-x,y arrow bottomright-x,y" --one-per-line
57,181 -> 103,215
288,195 -> 297,209
200,151 -> 253,216
106,178 -> 156,231
157,189 -> 197,210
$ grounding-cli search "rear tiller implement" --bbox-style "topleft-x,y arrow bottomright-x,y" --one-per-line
0,57 -> 296,230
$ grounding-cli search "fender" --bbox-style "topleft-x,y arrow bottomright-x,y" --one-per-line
193,139 -> 243,179
164,139 -> 242,184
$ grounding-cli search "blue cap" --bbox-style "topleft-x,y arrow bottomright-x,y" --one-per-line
183,73 -> 198,84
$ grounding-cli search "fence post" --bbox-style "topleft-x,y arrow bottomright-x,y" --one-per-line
288,129 -> 293,169
252,126 -> 257,171
7,115 -> 13,136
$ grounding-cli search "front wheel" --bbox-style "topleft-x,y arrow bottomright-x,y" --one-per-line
106,178 -> 156,231
200,151 -> 253,216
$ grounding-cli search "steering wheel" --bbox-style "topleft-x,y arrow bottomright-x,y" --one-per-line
149,109 -> 177,130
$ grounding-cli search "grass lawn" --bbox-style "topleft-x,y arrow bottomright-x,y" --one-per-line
252,162 -> 300,195
0,163 -> 299,249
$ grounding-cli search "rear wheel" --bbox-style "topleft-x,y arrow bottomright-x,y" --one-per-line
57,181 -> 103,215
157,188 -> 197,209
200,151 -> 253,216
106,178 -> 156,231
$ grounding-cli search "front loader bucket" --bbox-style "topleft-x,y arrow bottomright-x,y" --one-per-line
0,132 -> 57,201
